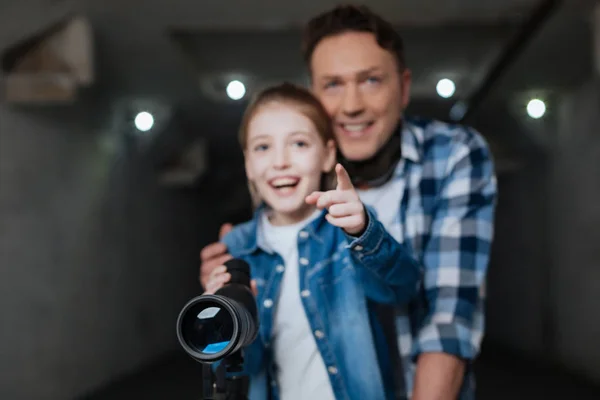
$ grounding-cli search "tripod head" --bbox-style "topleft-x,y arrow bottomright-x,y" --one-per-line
203,351 -> 248,400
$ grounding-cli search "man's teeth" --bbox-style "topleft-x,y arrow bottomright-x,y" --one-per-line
343,123 -> 369,132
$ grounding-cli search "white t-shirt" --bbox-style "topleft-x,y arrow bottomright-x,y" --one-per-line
260,210 -> 335,400
357,178 -> 405,243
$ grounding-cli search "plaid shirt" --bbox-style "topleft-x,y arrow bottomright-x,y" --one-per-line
356,117 -> 497,399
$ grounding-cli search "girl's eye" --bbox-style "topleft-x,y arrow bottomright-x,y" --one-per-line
293,140 -> 308,148
254,144 -> 269,152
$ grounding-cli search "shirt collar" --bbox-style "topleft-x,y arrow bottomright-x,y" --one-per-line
401,118 -> 423,164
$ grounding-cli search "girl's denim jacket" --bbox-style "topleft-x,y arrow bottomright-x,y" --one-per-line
221,205 -> 421,400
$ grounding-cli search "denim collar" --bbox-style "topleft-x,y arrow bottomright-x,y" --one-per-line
233,204 -> 329,256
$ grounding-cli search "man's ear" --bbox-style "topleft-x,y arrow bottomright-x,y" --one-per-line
400,68 -> 412,110
322,139 -> 337,172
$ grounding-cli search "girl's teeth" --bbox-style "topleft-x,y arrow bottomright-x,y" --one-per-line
344,124 -> 368,132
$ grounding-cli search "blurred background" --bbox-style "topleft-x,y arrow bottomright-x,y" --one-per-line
0,0 -> 599,399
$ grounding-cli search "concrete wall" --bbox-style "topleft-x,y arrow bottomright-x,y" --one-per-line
551,77 -> 600,383
485,159 -> 550,357
0,99 -> 225,399
482,75 -> 600,384
475,7 -> 600,383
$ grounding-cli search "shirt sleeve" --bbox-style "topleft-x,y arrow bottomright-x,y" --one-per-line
412,131 -> 497,361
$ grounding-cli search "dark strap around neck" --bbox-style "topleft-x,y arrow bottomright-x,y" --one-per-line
338,122 -> 402,189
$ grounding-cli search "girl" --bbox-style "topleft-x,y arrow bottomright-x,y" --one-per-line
204,83 -> 420,400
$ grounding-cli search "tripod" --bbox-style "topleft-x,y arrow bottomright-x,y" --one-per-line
202,351 -> 248,400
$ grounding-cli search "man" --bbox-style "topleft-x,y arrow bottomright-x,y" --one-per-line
200,4 -> 497,400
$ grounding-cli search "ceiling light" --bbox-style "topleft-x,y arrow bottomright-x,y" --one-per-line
526,99 -> 546,119
436,78 -> 456,98
226,80 -> 246,100
134,111 -> 154,132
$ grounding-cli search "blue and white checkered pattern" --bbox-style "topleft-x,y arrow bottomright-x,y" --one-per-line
357,117 -> 497,399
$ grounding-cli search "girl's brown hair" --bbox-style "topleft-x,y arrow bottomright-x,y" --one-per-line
238,82 -> 337,207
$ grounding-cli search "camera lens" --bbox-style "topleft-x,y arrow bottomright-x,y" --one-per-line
181,302 -> 234,354
177,295 -> 239,361
177,260 -> 259,364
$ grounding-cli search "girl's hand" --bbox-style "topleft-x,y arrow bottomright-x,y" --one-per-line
305,163 -> 367,236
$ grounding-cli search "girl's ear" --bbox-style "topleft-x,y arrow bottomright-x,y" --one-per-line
244,153 -> 254,181
322,139 -> 337,173
244,154 -> 262,208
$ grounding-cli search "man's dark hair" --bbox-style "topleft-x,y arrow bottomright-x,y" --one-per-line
302,4 -> 406,71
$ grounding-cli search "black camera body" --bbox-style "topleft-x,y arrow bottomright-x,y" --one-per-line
176,259 -> 259,364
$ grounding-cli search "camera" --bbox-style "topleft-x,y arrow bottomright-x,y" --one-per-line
176,258 -> 259,364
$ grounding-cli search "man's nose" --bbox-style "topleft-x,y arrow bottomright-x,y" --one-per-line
341,85 -> 365,117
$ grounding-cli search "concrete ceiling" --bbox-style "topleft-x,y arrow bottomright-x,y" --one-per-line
0,0 -> 544,101
1,0 -> 595,107
0,0 -> 597,187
